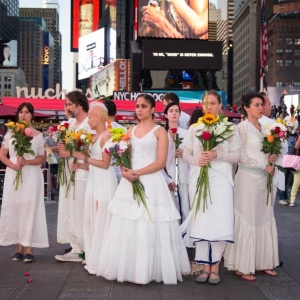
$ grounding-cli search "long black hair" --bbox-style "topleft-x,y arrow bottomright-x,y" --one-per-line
164,102 -> 181,131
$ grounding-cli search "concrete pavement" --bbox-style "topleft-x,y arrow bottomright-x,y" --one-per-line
1,200 -> 300,300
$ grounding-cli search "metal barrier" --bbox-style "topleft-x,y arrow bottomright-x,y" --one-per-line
0,167 -> 56,203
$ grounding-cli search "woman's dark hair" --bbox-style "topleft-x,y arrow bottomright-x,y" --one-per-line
136,94 -> 156,119
164,102 -> 181,131
66,90 -> 89,113
16,102 -> 34,121
103,100 -> 116,116
188,108 -> 204,127
241,92 -> 265,116
202,90 -> 221,104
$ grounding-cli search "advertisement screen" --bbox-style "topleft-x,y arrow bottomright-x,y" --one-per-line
136,0 -> 208,39
142,40 -> 222,70
71,0 -> 100,52
0,40 -> 18,68
78,28 -> 105,80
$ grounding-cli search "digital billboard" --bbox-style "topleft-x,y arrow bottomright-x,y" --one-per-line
71,0 -> 101,52
142,40 -> 222,70
78,28 -> 105,80
136,0 -> 208,39
0,40 -> 18,68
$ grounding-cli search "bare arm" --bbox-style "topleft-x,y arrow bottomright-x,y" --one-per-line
0,146 -> 22,171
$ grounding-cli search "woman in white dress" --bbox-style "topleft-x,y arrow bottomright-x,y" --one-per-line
97,94 -> 191,285
224,92 -> 279,281
181,90 -> 241,284
0,102 -> 49,263
163,102 -> 189,222
72,103 -> 117,274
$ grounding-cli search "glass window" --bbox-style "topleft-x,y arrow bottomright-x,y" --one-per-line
277,49 -> 283,55
295,60 -> 300,67
277,60 -> 283,66
286,49 -> 292,54
295,50 -> 300,56
277,38 -> 283,45
295,82 -> 300,87
286,38 -> 293,45
285,60 -> 293,66
295,39 -> 300,45
285,82 -> 292,87
276,82 -> 283,87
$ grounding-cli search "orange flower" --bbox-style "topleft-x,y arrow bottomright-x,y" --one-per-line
121,133 -> 131,141
16,123 -> 25,130
106,120 -> 112,132
267,135 -> 274,143
291,116 -> 295,122
75,133 -> 81,140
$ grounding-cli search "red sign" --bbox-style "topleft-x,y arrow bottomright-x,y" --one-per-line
71,0 -> 101,52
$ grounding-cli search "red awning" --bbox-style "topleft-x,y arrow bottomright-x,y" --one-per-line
0,104 -> 51,118
183,107 -> 241,118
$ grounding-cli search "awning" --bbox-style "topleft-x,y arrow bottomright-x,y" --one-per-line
0,104 -> 51,118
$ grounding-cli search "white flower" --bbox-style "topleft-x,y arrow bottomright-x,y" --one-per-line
80,134 -> 86,140
119,141 -> 129,151
213,123 -> 227,136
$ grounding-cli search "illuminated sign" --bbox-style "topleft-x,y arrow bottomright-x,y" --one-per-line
43,46 -> 50,65
135,0 -> 209,40
71,0 -> 101,52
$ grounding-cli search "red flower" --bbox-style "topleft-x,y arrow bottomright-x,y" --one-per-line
170,128 -> 177,134
201,131 -> 212,141
51,126 -> 58,132
64,122 -> 69,129
77,140 -> 83,148
274,127 -> 281,134
105,149 -> 110,154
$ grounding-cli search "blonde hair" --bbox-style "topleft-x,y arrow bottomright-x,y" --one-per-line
89,101 -> 108,119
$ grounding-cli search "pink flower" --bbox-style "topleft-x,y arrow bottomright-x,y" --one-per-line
278,131 -> 285,138
27,278 -> 33,283
24,127 -> 34,137
24,272 -> 30,276
201,131 -> 212,141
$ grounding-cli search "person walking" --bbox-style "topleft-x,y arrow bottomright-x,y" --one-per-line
0,102 -> 49,262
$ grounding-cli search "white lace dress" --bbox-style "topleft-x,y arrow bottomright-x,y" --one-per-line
224,120 -> 279,274
0,132 -> 49,248
84,132 -> 118,274
97,125 -> 191,285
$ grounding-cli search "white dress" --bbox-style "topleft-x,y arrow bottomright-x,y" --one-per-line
0,132 -> 49,248
224,120 -> 279,274
97,125 -> 191,285
84,132 -> 118,274
181,124 -> 241,247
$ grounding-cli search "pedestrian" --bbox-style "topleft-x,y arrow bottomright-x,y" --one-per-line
181,90 -> 241,285
55,91 -> 92,262
188,108 -> 204,127
72,103 -> 117,274
163,102 -> 189,222
0,102 -> 49,262
224,92 -> 279,281
97,94 -> 191,284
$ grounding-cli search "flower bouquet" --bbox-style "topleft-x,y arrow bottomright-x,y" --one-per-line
192,113 -> 234,217
262,123 -> 287,204
103,128 -> 151,220
50,121 -> 71,185
280,116 -> 298,138
64,128 -> 93,197
5,121 -> 34,190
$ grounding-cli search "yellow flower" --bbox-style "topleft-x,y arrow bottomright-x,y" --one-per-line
203,113 -> 219,125
267,135 -> 274,143
16,123 -> 25,129
5,121 -> 15,127
276,118 -> 283,124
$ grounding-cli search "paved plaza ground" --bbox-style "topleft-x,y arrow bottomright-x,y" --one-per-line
1,199 -> 300,300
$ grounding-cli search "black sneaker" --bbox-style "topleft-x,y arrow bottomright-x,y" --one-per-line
23,253 -> 34,263
12,252 -> 23,261
64,247 -> 72,253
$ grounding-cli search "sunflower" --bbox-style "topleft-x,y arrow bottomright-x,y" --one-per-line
203,113 -> 219,125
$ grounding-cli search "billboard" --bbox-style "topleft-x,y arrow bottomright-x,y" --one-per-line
71,0 -> 101,52
78,28 -> 105,80
92,60 -> 130,98
0,40 -> 18,68
136,0 -> 208,39
142,40 -> 222,70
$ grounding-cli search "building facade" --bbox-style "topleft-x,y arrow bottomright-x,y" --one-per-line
266,2 -> 300,89
20,4 -> 62,88
208,2 -> 217,41
0,68 -> 27,98
232,0 -> 260,104
0,0 -> 19,40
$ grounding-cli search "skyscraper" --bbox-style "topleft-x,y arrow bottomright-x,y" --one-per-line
0,0 -> 19,40
209,3 -> 218,41
20,3 -> 62,88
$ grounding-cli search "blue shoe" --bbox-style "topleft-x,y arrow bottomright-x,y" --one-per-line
12,252 -> 23,261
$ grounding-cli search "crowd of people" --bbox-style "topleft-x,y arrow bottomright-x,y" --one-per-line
0,90 -> 296,285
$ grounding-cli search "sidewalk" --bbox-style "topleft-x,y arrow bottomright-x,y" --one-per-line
1,200 -> 300,300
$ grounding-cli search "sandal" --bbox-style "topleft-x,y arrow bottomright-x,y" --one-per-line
196,271 -> 210,283
208,272 -> 221,285
257,269 -> 277,276
236,272 -> 256,281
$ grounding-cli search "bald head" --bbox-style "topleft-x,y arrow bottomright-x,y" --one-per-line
89,102 -> 108,120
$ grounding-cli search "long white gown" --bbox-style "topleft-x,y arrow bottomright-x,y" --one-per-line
84,132 -> 118,274
0,132 -> 49,248
97,125 -> 191,285
224,120 -> 279,274
180,124 -> 241,249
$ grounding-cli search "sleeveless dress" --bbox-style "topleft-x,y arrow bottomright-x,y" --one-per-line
0,132 -> 49,248
84,131 -> 118,274
97,125 -> 191,285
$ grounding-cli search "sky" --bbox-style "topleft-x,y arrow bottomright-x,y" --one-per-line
19,0 -> 218,92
